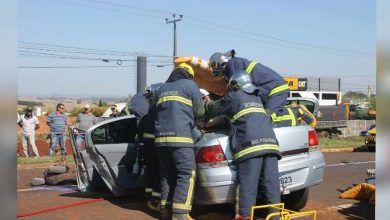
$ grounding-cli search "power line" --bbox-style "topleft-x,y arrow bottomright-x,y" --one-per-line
18,65 -> 136,68
84,0 -> 174,15
18,64 -> 172,68
183,21 -> 374,59
19,45 -> 137,56
50,0 -> 375,57
19,41 -> 173,58
19,51 -> 136,61
185,16 -> 374,56
50,0 -> 163,19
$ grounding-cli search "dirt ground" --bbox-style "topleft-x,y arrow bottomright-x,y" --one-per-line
17,152 -> 375,219
17,140 -> 73,157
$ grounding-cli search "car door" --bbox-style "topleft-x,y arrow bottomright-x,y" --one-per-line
69,126 -> 106,193
85,116 -> 141,196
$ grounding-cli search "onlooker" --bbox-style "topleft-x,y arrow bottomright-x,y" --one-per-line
75,104 -> 97,149
18,107 -> 40,158
47,103 -> 67,158
109,104 -> 120,117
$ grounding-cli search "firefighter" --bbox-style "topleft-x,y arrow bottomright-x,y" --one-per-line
154,63 -> 205,220
142,83 -> 163,212
127,91 -> 150,121
209,50 -> 290,127
205,70 -> 281,220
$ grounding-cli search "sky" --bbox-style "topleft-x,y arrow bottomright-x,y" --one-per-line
18,0 -> 376,97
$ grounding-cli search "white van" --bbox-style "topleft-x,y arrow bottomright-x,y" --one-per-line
289,91 -> 342,106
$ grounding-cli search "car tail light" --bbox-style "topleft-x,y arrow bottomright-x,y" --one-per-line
308,130 -> 319,147
196,145 -> 227,167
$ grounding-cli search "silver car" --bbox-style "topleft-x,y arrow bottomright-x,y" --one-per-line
70,98 -> 324,211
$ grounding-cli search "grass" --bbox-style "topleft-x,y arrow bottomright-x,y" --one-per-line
17,155 -> 74,165
17,133 -> 50,143
319,136 -> 366,149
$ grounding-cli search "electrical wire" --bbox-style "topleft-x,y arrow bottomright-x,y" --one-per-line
48,0 -> 375,58
183,21 -> 374,59
19,41 -> 173,58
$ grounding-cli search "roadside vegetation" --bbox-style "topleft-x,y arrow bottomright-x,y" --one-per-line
319,136 -> 366,149
17,155 -> 74,165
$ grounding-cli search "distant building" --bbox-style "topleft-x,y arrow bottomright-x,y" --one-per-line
284,77 -> 342,106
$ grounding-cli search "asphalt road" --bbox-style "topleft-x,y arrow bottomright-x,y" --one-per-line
17,152 -> 375,220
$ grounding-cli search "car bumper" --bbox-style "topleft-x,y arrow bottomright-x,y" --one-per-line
193,149 -> 325,205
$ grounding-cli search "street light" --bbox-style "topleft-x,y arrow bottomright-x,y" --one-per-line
101,59 -> 122,65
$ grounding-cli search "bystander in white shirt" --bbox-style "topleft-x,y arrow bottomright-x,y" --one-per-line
19,108 -> 40,158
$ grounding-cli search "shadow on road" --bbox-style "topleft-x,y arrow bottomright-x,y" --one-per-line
337,201 -> 374,220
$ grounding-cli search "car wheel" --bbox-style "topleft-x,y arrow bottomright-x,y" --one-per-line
281,188 -> 309,211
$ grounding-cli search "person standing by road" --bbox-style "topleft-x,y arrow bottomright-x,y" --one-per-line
205,71 -> 281,220
18,106 -> 40,158
75,104 -> 97,150
154,63 -> 204,220
47,103 -> 67,159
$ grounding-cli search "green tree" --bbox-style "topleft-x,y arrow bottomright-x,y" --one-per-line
342,91 -> 368,103
98,99 -> 108,107
369,96 -> 376,110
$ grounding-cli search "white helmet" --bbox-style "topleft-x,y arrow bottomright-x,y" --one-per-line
199,88 -> 209,97
228,70 -> 257,94
209,49 -> 235,78
145,83 -> 162,99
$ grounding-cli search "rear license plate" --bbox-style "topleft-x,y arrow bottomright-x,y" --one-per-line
279,175 -> 293,186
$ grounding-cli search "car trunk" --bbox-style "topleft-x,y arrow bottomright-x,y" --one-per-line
196,116 -> 310,163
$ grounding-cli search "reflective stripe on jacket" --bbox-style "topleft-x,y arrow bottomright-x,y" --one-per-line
219,90 -> 281,162
154,79 -> 203,147
224,57 -> 289,97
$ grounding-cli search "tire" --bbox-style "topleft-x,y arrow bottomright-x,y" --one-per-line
49,165 -> 68,174
44,170 -> 77,185
281,188 -> 309,211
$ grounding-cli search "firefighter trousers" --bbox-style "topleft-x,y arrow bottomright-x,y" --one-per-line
157,147 -> 196,214
236,155 -> 281,218
143,140 -> 161,199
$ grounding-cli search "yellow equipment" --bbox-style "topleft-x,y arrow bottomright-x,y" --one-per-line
365,127 -> 376,151
174,56 -> 228,96
340,183 -> 375,205
251,203 -> 316,220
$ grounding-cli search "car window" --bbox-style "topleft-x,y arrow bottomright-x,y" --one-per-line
297,100 -> 315,113
91,118 -> 137,144
285,100 -> 315,114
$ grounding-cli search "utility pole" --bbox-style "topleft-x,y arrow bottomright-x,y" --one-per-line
165,14 -> 183,64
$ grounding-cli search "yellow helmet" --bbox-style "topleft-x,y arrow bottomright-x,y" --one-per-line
176,63 -> 195,78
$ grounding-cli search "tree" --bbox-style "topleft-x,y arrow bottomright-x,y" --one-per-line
98,99 -> 108,107
342,91 -> 368,103
369,96 -> 376,110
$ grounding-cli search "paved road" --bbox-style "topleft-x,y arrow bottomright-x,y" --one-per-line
17,152 -> 375,219
304,152 -> 375,220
